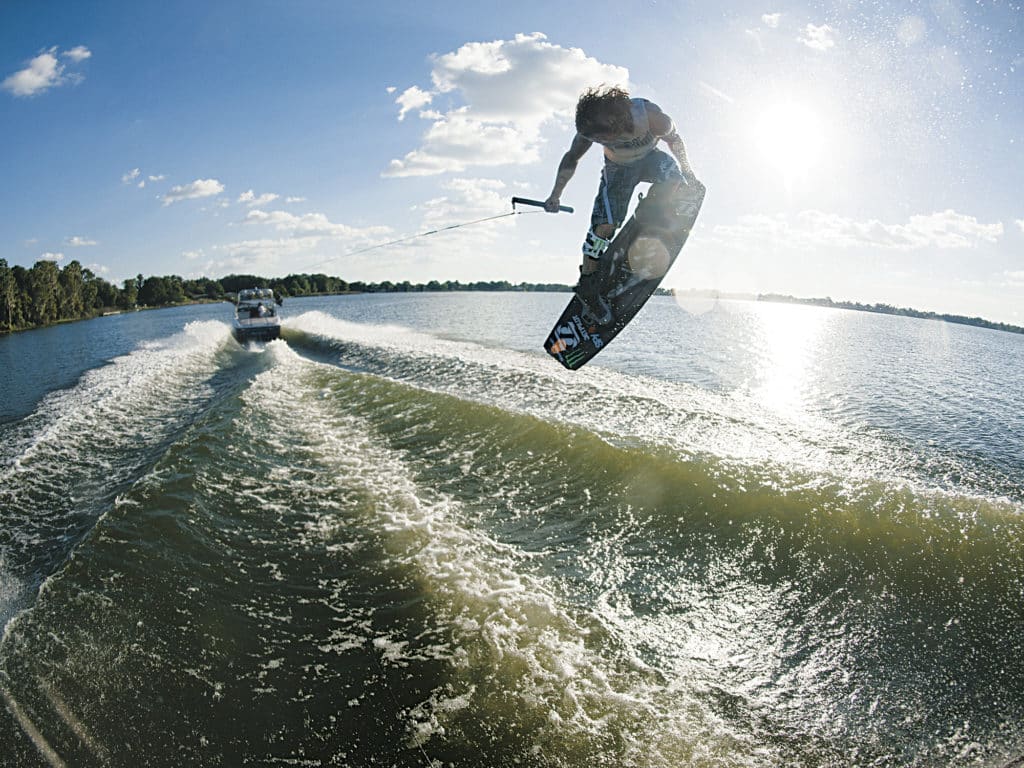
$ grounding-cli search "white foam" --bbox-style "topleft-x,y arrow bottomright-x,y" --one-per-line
0,556 -> 28,637
233,347 -> 763,765
283,309 -> 992,508
2,320 -> 232,478
0,319 -> 234,634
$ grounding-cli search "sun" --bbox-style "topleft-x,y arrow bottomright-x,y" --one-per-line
752,100 -> 827,187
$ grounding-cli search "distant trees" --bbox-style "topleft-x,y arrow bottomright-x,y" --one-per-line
10,259 -> 1020,339
0,259 -> 140,333
0,259 -> 20,330
0,261 -> 577,335
138,275 -> 187,306
756,293 -> 1024,336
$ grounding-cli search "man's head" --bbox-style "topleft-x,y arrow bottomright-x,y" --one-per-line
576,86 -> 633,140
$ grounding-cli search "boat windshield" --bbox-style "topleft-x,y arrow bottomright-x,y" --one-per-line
237,288 -> 275,304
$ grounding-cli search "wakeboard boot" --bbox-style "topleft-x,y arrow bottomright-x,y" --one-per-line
575,229 -> 615,324
575,265 -> 613,326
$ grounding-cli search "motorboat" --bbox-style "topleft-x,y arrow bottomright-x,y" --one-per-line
232,288 -> 281,342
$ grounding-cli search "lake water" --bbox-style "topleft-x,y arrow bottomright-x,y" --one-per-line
1,292 -> 1022,767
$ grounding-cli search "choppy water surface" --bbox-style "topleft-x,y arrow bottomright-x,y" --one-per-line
1,293 -> 1022,767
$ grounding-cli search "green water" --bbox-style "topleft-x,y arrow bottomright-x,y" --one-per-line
2,294 -> 1023,766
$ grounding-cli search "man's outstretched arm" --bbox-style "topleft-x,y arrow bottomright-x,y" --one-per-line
545,134 -> 593,212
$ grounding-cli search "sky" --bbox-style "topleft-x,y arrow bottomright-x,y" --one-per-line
2,0 -> 1023,324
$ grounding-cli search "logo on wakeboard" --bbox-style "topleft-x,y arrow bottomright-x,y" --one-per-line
548,320 -> 583,356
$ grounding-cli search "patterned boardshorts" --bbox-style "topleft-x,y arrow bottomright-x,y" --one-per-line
590,148 -> 684,231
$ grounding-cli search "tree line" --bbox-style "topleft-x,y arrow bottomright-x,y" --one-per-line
0,259 -> 573,334
757,293 -> 1024,336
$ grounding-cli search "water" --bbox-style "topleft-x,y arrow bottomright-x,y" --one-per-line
1,293 -> 1022,767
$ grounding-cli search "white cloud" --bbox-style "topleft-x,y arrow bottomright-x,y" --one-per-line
285,196 -> 306,203
206,237 -> 324,276
384,32 -> 628,177
799,23 -> 836,51
386,86 -> 397,94
66,236 -> 98,247
713,209 -> 1003,251
416,177 -> 511,229
62,46 -> 92,63
162,178 -> 225,206
2,46 -> 90,97
40,252 -> 64,262
1015,219 -> 1024,233
85,262 -> 109,275
122,168 -> 141,184
218,207 -> 398,274
395,85 -> 433,121
762,13 -> 781,28
238,189 -> 280,207
135,173 -> 165,190
243,208 -> 392,240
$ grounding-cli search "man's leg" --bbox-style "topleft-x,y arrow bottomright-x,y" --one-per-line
582,162 -> 638,272
576,164 -> 638,322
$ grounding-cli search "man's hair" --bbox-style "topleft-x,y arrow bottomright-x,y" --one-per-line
575,86 -> 633,136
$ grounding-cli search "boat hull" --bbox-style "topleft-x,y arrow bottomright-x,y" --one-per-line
232,320 -> 281,343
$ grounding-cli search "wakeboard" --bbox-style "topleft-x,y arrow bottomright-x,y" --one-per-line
545,180 -> 704,370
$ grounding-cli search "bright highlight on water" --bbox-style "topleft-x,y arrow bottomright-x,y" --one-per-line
1,293 -> 1023,767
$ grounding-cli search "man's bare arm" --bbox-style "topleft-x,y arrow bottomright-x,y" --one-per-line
545,134 -> 593,211
648,105 -> 700,184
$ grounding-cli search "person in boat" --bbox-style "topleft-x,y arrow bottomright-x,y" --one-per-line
543,85 -> 704,314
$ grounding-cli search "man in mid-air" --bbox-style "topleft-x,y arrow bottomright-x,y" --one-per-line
544,86 -> 703,318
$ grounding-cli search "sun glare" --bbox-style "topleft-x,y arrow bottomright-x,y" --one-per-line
752,302 -> 827,417
752,101 -> 827,187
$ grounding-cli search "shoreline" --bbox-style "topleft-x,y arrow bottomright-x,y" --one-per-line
3,287 -> 1021,339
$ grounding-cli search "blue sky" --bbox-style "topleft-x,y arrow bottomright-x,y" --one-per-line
2,0 -> 1022,323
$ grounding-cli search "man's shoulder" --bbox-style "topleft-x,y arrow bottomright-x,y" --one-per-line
636,100 -> 674,135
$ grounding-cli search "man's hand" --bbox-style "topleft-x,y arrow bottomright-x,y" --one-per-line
544,196 -> 562,213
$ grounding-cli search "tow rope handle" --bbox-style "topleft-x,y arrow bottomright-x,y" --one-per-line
511,197 -> 574,214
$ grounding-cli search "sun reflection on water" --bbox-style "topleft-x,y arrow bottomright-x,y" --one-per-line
749,302 -> 830,418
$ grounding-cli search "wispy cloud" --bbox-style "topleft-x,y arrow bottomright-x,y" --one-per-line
40,252 -> 64,262
243,209 -> 390,239
762,13 -> 781,28
416,177 -> 511,229
384,32 -> 628,177
124,170 -> 165,190
799,23 -> 836,51
698,81 -> 735,104
713,209 -> 1003,251
238,189 -> 280,208
2,46 -> 91,97
62,46 -> 92,63
162,178 -> 225,206
66,236 -> 98,247
1015,219 -> 1024,233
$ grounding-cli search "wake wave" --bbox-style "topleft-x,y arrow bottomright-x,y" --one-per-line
0,320 -> 236,632
2,312 -> 1020,765
285,310 -> 1022,509
223,342 -> 765,765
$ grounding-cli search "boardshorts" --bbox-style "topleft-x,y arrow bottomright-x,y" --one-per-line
590,148 -> 684,232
